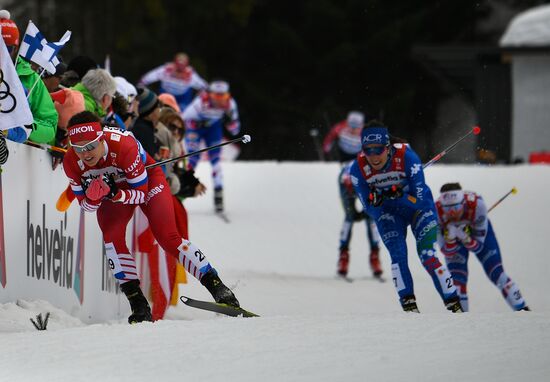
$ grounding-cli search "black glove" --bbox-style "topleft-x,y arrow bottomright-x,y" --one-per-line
81,176 -> 93,192
102,173 -> 118,199
368,189 -> 384,207
383,185 -> 404,200
177,169 -> 200,198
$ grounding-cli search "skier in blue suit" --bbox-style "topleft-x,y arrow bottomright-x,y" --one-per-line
349,120 -> 462,312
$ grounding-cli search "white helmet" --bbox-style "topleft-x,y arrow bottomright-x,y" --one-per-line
347,111 -> 364,129
209,80 -> 230,94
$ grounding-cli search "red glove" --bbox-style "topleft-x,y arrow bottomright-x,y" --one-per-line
85,178 -> 111,201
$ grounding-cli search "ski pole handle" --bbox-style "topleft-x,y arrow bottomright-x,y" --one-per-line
423,126 -> 481,169
145,134 -> 251,170
488,187 -> 517,213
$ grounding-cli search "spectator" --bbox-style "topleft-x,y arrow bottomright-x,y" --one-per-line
132,86 -> 161,158
72,68 -> 117,118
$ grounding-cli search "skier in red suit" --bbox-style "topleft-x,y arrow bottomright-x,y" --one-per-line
63,111 -> 239,323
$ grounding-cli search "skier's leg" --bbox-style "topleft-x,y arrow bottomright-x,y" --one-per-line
97,202 -> 151,323
184,128 -> 204,169
444,248 -> 470,311
411,209 -> 460,312
141,170 -> 239,306
204,122 -> 224,211
365,213 -> 382,276
337,175 -> 355,276
97,202 -> 138,283
376,213 -> 416,311
476,222 -> 528,311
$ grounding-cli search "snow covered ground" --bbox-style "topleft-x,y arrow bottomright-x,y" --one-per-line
1,162 -> 549,382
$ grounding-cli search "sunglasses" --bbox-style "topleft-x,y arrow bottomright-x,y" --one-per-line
363,145 -> 388,156
71,135 -> 103,153
441,203 -> 464,218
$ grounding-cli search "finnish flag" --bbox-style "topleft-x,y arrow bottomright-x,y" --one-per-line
18,21 -> 71,74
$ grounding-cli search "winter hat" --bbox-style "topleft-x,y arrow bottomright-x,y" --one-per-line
361,126 -> 389,147
67,56 -> 98,81
0,10 -> 19,47
347,111 -> 364,129
114,76 -> 138,102
136,86 -> 159,117
51,88 -> 86,129
158,93 -> 181,113
209,80 -> 230,94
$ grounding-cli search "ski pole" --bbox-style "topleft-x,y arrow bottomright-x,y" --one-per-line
24,140 -> 67,154
309,128 -> 325,161
488,187 -> 517,213
423,126 -> 481,169
145,134 -> 252,170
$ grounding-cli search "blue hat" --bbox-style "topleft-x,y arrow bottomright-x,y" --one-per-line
361,126 -> 390,147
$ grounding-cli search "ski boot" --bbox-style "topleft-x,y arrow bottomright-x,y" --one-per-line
369,247 -> 383,277
444,296 -> 464,313
200,268 -> 240,307
337,249 -> 350,277
120,279 -> 153,324
214,187 -> 224,213
401,295 -> 420,313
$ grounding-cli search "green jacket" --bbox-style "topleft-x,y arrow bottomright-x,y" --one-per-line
16,59 -> 58,144
72,82 -> 106,118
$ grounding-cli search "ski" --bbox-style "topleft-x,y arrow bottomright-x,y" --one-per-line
336,274 -> 354,283
180,296 -> 259,318
215,212 -> 230,223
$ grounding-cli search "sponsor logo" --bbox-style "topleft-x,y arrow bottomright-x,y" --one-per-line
382,231 -> 399,241
417,219 -> 438,240
363,134 -> 382,144
125,154 -> 141,173
379,213 -> 396,224
27,201 -> 75,289
410,163 -> 421,176
146,184 -> 165,201
415,210 -> 434,227
69,125 -> 95,136
101,244 -> 120,295
110,133 -> 121,142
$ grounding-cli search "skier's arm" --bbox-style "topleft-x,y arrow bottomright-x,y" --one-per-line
384,147 -> 432,210
182,99 -> 202,129
350,161 -> 379,219
224,99 -> 241,136
64,164 -> 102,213
322,123 -> 343,153
111,142 -> 149,204
190,71 -> 208,91
458,196 -> 489,253
139,65 -> 165,86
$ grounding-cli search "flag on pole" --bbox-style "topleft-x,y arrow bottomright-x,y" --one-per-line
18,21 -> 71,74
0,26 -> 33,131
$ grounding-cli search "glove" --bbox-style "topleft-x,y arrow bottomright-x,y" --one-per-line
177,169 -> 201,198
102,173 -> 119,199
443,224 -> 458,243
383,185 -> 404,200
456,224 -> 472,244
367,189 -> 384,207
85,178 -> 111,201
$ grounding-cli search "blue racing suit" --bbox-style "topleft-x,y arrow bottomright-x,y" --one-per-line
350,144 -> 458,306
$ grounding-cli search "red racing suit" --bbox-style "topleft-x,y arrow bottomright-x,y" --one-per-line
63,128 -> 213,284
